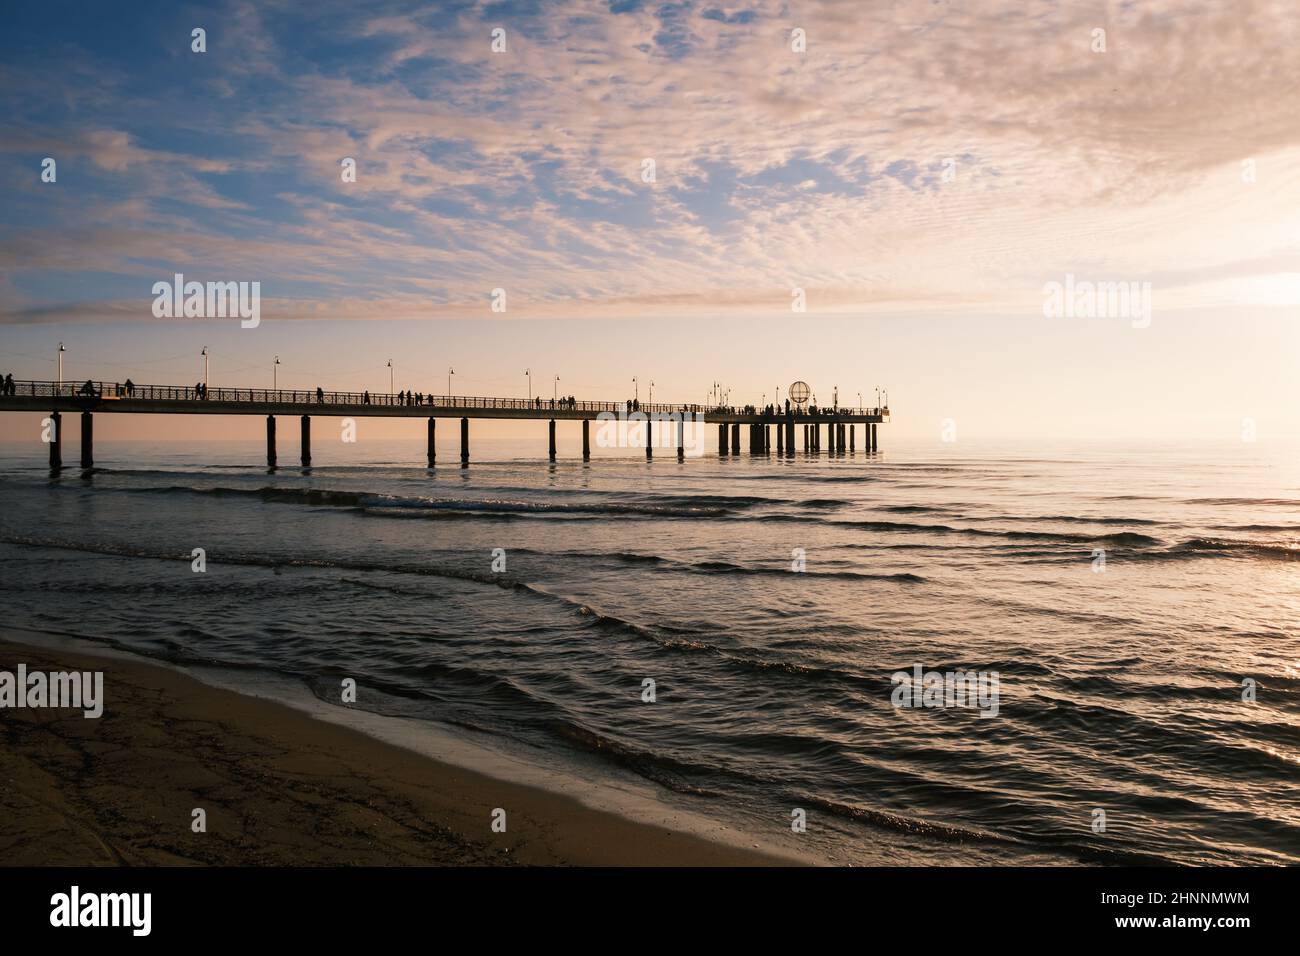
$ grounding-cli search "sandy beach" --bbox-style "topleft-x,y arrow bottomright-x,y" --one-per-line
0,637 -> 791,866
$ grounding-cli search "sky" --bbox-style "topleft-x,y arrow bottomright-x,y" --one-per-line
1,0 -> 1298,444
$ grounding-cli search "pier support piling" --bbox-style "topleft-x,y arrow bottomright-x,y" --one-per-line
777,423 -> 784,455
786,418 -> 795,456
80,411 -> 93,468
582,419 -> 590,461
48,412 -> 62,470
677,417 -> 685,461
850,425 -> 855,452
828,422 -> 836,454
300,415 -> 311,467
646,419 -> 653,460
870,423 -> 878,452
731,423 -> 740,456
460,417 -> 469,467
427,417 -> 436,466
266,415 -> 276,468
549,419 -> 557,461
719,423 -> 728,456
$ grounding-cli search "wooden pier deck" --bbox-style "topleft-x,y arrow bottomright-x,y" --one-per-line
0,379 -> 889,467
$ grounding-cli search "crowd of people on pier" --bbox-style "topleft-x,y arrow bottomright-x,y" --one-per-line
704,400 -> 861,417
5,374 -> 881,418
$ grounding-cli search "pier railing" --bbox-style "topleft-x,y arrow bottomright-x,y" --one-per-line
5,380 -> 887,419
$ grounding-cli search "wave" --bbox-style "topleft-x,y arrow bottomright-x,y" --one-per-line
969,513 -> 1163,527
802,516 -> 1164,548
690,560 -> 924,582
798,795 -> 1023,846
0,534 -> 553,594
1168,538 -> 1300,561
149,484 -> 740,519
1184,497 -> 1300,507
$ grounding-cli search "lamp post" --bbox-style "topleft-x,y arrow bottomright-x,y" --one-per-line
387,360 -> 393,395
57,342 -> 65,388
633,377 -> 638,404
525,368 -> 531,401
875,386 -> 881,411
202,347 -> 209,390
448,367 -> 454,397
858,391 -> 863,412
554,374 -> 560,401
273,356 -> 280,390
648,380 -> 654,405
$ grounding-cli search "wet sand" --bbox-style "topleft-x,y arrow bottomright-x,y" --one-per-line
0,638 -> 793,866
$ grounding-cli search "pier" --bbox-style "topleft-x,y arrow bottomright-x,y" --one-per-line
0,380 -> 888,469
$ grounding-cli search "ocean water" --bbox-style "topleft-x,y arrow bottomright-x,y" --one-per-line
1,436 -> 1297,866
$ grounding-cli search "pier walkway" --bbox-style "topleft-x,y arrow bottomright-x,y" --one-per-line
0,379 -> 889,468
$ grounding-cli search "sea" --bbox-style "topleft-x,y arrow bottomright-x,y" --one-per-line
1,434 -> 1297,866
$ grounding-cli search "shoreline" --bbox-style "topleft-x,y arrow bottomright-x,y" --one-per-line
0,633 -> 804,866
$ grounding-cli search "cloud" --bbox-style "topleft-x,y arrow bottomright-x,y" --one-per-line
2,0 -> 1299,323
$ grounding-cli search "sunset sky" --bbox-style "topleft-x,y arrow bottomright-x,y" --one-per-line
2,0 -> 1298,443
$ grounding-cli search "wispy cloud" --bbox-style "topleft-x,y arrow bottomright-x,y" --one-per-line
2,0 -> 1298,323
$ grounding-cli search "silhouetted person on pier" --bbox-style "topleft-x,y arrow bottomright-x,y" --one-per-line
79,379 -> 96,397
363,390 -> 370,405
316,386 -> 324,403
124,378 -> 134,396
2,374 -> 11,396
